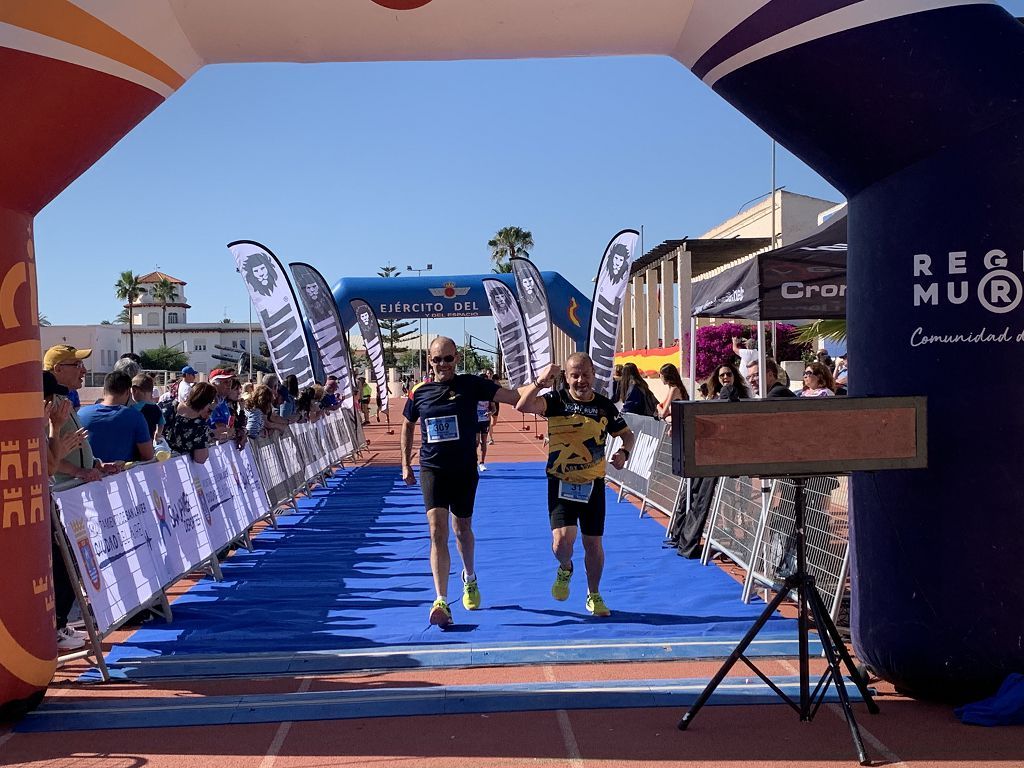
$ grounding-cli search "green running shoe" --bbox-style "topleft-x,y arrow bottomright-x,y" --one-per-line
586,592 -> 611,617
462,571 -> 481,610
551,565 -> 573,601
429,598 -> 452,627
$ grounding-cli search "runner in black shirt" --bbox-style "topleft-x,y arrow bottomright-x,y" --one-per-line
517,352 -> 635,616
402,336 -> 523,627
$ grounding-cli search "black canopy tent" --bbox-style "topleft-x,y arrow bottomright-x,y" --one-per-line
688,210 -> 847,397
691,211 -> 847,321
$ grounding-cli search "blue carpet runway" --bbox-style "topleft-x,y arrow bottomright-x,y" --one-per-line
94,462 -> 805,679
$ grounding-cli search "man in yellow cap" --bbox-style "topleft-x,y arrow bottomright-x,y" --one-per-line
43,344 -> 119,484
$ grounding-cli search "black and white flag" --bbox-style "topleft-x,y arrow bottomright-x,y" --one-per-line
289,262 -> 355,409
349,299 -> 388,412
482,278 -> 531,388
511,256 -> 552,377
228,240 -> 316,388
587,229 -> 639,397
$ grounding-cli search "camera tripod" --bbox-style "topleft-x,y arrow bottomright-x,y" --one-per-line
677,476 -> 879,765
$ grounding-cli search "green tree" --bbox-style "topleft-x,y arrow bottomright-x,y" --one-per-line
377,264 -> 418,367
459,344 -> 493,373
114,270 -> 142,353
487,227 -> 534,374
139,345 -> 188,372
794,319 -> 847,346
113,308 -> 130,324
150,277 -> 179,347
38,313 -> 51,326
488,226 -> 534,272
397,349 -> 420,373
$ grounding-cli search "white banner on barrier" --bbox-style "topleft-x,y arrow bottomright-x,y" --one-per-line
55,473 -> 165,633
133,457 -> 213,584
189,443 -> 271,551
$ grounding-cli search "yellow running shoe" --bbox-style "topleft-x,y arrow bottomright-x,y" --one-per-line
429,598 -> 453,627
586,592 -> 611,617
551,565 -> 573,601
462,571 -> 481,610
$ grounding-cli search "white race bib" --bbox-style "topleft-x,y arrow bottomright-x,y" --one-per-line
425,415 -> 460,443
558,480 -> 594,503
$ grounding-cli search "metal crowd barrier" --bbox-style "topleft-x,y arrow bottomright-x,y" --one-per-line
702,475 -> 851,621
51,407 -> 366,681
606,413 -> 851,622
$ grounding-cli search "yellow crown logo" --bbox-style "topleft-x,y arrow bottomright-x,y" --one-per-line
70,518 -> 87,536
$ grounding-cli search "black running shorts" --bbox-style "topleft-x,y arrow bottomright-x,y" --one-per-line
547,476 -> 606,536
476,421 -> 490,435
420,465 -> 480,518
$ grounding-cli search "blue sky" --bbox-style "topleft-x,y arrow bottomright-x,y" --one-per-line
35,54 -> 844,345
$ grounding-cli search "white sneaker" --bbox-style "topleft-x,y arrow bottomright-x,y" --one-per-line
488,437 -> 495,445
478,463 -> 487,472
56,626 -> 86,651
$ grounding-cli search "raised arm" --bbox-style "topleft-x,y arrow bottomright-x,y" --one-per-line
514,363 -> 559,414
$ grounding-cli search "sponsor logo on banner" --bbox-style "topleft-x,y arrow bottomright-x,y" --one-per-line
290,262 -> 355,409
71,518 -> 102,590
908,248 -> 1024,348
350,299 -> 389,412
193,480 -> 213,525
568,296 -> 581,327
152,490 -> 170,540
229,240 -> 316,388
429,282 -> 471,298
693,287 -> 746,315
512,257 -> 552,378
482,279 -> 531,387
588,230 -> 639,397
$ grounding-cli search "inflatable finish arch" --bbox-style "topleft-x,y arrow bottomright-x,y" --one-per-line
332,272 -> 591,350
2,1 -> 1022,711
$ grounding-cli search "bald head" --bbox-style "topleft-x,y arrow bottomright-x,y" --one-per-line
428,336 -> 459,382
429,336 -> 457,356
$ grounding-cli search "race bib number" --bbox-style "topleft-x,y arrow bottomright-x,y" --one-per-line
558,480 -> 594,503
425,415 -> 460,443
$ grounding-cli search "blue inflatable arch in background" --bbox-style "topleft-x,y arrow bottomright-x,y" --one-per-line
332,271 -> 590,350
2,0 -> 1023,711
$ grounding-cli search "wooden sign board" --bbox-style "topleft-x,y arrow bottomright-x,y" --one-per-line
670,396 -> 927,478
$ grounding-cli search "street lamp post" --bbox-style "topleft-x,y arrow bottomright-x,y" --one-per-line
406,263 -> 433,376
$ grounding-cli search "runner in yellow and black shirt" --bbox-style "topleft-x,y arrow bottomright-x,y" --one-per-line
516,352 -> 635,617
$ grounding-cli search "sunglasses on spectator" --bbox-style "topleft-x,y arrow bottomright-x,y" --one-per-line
803,370 -> 816,376
431,355 -> 455,364
718,371 -> 733,378
58,361 -> 85,369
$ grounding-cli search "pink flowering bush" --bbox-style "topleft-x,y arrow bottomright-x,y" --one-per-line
695,322 -> 809,381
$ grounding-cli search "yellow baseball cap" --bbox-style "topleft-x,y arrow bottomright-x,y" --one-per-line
43,344 -> 92,371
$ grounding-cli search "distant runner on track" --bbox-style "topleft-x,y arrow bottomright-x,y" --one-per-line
516,352 -> 635,617
401,337 -> 523,627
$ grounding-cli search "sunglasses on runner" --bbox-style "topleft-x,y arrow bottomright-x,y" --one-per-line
430,355 -> 456,364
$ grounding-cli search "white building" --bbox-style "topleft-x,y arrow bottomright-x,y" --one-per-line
41,271 -> 265,379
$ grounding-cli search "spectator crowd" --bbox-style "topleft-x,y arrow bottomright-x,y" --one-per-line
40,344 -> 360,653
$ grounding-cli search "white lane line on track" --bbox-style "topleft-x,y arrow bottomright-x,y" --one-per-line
778,659 -> 906,766
0,731 -> 15,750
544,666 -> 584,768
259,676 -> 312,768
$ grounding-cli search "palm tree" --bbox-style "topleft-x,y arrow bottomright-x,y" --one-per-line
37,313 -> 51,326
114,308 -> 130,324
795,319 -> 847,346
488,226 -> 534,272
114,270 -> 142,353
150,277 -> 179,347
